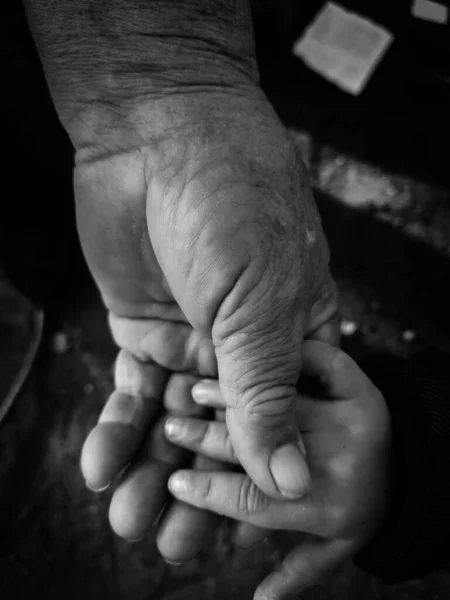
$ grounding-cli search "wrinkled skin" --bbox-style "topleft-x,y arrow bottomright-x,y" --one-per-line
166,341 -> 392,599
78,89 -> 339,561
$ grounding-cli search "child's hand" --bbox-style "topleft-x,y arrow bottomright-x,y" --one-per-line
165,341 -> 392,600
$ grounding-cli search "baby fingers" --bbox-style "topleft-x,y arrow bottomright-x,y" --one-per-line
81,350 -> 168,491
191,379 -> 224,408
165,416 -> 237,464
167,469 -> 322,533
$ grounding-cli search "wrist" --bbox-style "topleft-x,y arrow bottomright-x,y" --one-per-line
72,84 -> 281,164
23,0 -> 259,140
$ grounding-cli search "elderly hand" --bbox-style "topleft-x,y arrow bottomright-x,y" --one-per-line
23,0 -> 338,563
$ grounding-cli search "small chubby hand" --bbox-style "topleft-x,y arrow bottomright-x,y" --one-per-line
165,341 -> 392,600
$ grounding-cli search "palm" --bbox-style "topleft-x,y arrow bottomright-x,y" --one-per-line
75,147 -> 185,319
295,391 -> 389,542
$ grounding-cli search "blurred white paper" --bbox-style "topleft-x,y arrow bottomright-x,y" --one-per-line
292,2 -> 393,95
412,0 -> 448,24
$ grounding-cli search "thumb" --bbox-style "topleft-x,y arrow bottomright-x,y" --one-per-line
213,279 -> 311,500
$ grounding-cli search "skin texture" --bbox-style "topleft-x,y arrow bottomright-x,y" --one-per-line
22,0 -> 339,562
76,91 -> 339,556
166,341 -> 392,600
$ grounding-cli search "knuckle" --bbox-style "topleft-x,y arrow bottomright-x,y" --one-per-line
244,389 -> 293,417
114,349 -> 135,390
114,349 -> 158,396
108,314 -> 145,358
325,503 -> 350,537
241,392 -> 295,444
348,412 -> 371,441
312,497 -> 343,537
236,477 -> 268,517
199,473 -> 214,502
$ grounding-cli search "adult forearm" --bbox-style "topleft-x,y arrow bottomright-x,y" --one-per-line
22,0 -> 259,142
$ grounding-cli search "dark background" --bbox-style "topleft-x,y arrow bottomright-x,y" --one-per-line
1,1 -> 450,598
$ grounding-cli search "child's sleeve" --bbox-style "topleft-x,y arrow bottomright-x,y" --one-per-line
353,350 -> 450,583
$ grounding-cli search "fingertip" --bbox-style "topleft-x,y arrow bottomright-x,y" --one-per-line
253,582 -> 278,600
81,422 -> 138,492
167,471 -> 190,496
164,416 -> 184,440
164,373 -> 205,416
109,492 -> 146,541
191,379 -> 222,406
254,580 -> 280,600
234,523 -> 269,550
109,463 -> 167,541
269,443 -> 311,499
156,500 -> 219,564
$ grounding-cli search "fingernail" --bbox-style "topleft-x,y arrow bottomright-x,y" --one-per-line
85,480 -> 110,493
168,472 -> 189,495
164,559 -> 186,566
269,443 -> 310,498
127,535 -> 144,543
191,380 -> 214,403
165,417 -> 183,438
298,435 -> 307,457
